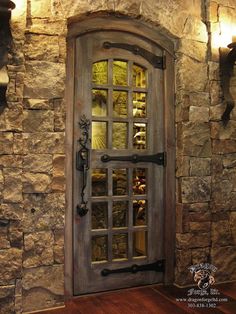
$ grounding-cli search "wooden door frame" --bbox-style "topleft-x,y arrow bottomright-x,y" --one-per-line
65,13 -> 175,297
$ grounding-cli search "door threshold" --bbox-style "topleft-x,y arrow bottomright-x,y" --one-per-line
73,283 -> 164,299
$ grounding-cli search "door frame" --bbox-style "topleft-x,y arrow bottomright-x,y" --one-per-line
65,13 -> 175,297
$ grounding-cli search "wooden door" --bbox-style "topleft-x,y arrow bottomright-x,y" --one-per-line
73,30 -> 165,295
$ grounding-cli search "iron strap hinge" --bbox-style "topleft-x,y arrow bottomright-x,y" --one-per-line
101,152 -> 166,166
103,42 -> 166,69
101,260 -> 165,277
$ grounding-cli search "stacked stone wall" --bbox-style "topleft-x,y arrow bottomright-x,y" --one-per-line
0,0 -> 235,313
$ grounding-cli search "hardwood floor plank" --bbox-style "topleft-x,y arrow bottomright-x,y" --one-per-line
34,284 -> 236,314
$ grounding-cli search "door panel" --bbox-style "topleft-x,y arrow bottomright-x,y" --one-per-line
73,31 -> 164,295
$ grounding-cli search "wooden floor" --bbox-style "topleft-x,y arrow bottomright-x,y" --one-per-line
35,282 -> 236,314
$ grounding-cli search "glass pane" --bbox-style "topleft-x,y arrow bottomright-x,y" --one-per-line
133,123 -> 146,149
92,235 -> 108,262
92,121 -> 107,149
113,60 -> 127,86
92,89 -> 107,116
132,64 -> 146,88
92,61 -> 108,85
133,168 -> 146,195
112,201 -> 128,228
92,169 -> 107,196
113,91 -> 127,117
133,92 -> 146,118
133,231 -> 147,257
113,123 -> 127,149
92,202 -> 108,230
112,234 -> 128,260
133,200 -> 147,226
113,169 -> 128,195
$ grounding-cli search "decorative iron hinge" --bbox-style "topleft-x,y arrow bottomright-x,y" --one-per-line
101,152 -> 166,166
101,260 -> 165,277
103,42 -> 166,69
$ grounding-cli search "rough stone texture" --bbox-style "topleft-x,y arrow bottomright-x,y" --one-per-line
181,177 -> 211,203
23,132 -> 65,154
23,231 -> 54,268
0,285 -> 15,314
2,169 -> 23,203
211,247 -> 236,282
22,172 -> 52,193
0,249 -> 22,285
23,193 -> 65,232
24,62 -> 65,99
178,122 -> 211,157
23,110 -> 54,132
23,154 -> 52,173
189,158 -> 211,176
22,265 -> 64,312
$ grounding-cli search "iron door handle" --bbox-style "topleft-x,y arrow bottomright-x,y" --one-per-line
76,115 -> 90,217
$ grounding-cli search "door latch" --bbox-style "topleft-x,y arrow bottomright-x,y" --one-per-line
76,115 -> 90,217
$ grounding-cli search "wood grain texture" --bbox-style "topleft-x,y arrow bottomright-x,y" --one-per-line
33,283 -> 236,314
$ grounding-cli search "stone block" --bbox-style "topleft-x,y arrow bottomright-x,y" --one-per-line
213,140 -> 236,154
23,193 -> 65,232
3,168 -> 23,203
211,121 -> 236,140
178,39 -> 207,62
209,1 -> 218,23
0,285 -> 15,314
189,221 -> 211,232
223,154 -> 236,168
189,211 -> 211,222
208,61 -> 220,81
179,122 -> 211,157
24,61 -> 65,99
211,246 -> 236,282
22,265 -> 64,312
176,249 -> 191,269
0,155 -> 22,168
0,133 -> 13,154
176,155 -> 189,177
190,158 -> 211,176
191,248 -> 209,265
22,172 -> 52,193
23,110 -> 54,132
211,179 -> 233,206
181,176 -> 211,203
23,231 -> 54,268
0,248 -> 22,285
30,0 -> 52,18
209,103 -> 225,121
23,132 -> 65,154
5,108 -> 23,132
23,154 -> 52,173
189,106 -> 209,122
0,203 -> 23,221
24,34 -> 60,62
212,220 -> 233,247
28,18 -> 67,36
176,55 -> 208,92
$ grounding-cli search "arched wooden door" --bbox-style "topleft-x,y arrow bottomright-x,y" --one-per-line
70,25 -> 173,295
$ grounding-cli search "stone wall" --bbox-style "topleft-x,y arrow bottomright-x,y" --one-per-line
0,0 -> 235,313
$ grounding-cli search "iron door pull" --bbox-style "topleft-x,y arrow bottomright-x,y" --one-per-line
101,152 -> 166,166
101,260 -> 165,276
76,115 -> 90,217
